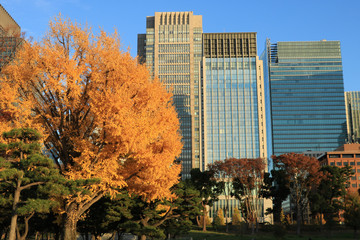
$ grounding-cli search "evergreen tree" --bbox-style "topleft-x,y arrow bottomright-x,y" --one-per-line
0,128 -> 64,240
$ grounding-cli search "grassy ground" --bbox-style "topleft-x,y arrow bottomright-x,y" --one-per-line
181,228 -> 357,240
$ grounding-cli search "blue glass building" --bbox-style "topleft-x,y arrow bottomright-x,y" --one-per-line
202,33 -> 271,221
202,32 -> 267,165
262,40 -> 347,156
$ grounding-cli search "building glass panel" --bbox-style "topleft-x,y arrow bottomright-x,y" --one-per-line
262,40 -> 347,156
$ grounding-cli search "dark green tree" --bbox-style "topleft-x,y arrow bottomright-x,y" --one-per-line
0,128 -> 64,240
262,170 -> 291,224
77,191 -> 133,240
189,168 -> 223,232
344,192 -> 360,239
309,165 -> 353,227
161,180 -> 202,238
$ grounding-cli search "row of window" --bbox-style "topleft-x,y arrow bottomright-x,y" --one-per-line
158,44 -> 190,53
329,154 -> 360,158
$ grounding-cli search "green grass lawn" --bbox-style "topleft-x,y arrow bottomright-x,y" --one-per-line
182,229 -> 357,240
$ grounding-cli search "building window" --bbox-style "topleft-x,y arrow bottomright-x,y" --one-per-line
344,162 -> 349,166
352,184 -> 357,188
343,154 -> 354,158
329,154 -> 341,158
356,154 -> 360,158
351,162 -> 355,166
336,162 -> 342,166
357,169 -> 360,173
330,162 -> 335,166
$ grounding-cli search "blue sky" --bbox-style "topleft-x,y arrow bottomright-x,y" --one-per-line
2,0 -> 359,91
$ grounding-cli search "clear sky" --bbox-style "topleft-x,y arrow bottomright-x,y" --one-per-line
2,0 -> 359,91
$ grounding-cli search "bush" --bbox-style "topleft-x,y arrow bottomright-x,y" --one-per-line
232,208 -> 242,225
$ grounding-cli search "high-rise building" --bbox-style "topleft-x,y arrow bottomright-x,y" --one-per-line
262,40 -> 347,156
202,32 -> 270,222
138,12 -> 203,178
345,91 -> 360,143
202,32 -> 267,166
0,4 -> 21,69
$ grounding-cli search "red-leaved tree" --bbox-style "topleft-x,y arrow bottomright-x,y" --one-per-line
272,153 -> 324,235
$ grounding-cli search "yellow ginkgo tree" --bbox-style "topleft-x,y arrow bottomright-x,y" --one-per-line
0,15 -> 182,240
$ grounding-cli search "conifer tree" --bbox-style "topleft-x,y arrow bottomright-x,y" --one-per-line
0,128 -> 64,240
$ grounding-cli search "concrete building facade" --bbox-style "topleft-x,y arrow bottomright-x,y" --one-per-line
0,4 -> 21,69
345,91 -> 360,143
138,12 -> 203,178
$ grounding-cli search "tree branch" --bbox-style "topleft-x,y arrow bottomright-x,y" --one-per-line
20,181 -> 44,191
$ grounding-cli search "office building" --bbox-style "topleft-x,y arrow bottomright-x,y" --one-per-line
262,39 -> 347,156
202,32 -> 270,222
0,4 -> 21,69
345,91 -> 360,143
318,143 -> 360,193
202,32 -> 267,165
138,12 -> 203,178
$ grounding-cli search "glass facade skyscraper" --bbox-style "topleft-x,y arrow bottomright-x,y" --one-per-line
345,91 -> 360,143
202,33 -> 270,221
263,40 -> 347,156
202,33 -> 267,166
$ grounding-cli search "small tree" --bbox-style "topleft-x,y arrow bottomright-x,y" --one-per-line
272,153 -> 324,236
344,191 -> 360,239
189,169 -> 223,232
208,161 -> 233,232
262,170 -> 290,224
213,208 -> 225,230
232,208 -> 242,225
309,165 -> 352,228
0,128 -> 64,240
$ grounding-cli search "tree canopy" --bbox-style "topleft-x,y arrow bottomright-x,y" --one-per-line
0,15 -> 182,239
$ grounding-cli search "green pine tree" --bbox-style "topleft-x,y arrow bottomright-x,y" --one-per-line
0,128 -> 64,240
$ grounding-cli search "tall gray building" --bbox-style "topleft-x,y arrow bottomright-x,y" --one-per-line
138,12 -> 203,178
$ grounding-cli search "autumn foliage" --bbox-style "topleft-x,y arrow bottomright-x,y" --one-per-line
208,158 -> 266,233
272,153 -> 324,235
0,15 -> 182,239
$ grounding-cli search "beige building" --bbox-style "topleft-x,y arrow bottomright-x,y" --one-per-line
0,4 -> 20,37
0,4 -> 21,69
138,12 -> 203,178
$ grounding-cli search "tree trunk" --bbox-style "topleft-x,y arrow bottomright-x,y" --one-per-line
202,204 -> 207,232
61,210 -> 78,240
140,235 -> 146,240
296,202 -> 301,236
9,181 -> 21,240
225,195 -> 229,233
